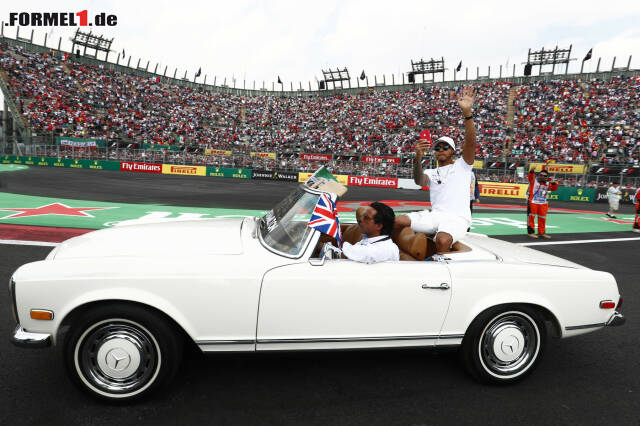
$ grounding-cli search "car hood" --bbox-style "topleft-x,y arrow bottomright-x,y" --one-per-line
50,218 -> 246,260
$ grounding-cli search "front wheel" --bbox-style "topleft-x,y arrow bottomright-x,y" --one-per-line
461,306 -> 546,384
62,304 -> 183,402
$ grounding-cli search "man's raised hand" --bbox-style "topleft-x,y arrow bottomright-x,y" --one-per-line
457,86 -> 477,115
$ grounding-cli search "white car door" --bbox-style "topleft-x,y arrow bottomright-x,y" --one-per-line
256,259 -> 453,350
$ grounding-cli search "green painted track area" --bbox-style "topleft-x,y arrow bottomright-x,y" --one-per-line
0,164 -> 29,172
0,192 -> 636,236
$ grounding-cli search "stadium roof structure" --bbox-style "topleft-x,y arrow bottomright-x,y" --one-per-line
321,68 -> 351,90
409,58 -> 446,83
525,45 -> 575,75
70,29 -> 113,61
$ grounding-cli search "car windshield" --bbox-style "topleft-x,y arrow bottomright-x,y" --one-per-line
259,186 -> 321,257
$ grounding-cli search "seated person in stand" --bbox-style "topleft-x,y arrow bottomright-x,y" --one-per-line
329,202 -> 399,264
395,86 -> 477,259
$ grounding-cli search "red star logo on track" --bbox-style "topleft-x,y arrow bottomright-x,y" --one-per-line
0,203 -> 114,219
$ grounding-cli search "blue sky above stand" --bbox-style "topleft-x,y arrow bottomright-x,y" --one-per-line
2,0 -> 640,89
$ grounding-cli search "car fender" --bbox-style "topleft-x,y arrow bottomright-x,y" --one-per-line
441,290 -> 563,339
54,287 -> 197,343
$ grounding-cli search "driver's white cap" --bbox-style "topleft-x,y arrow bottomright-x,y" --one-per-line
434,136 -> 456,150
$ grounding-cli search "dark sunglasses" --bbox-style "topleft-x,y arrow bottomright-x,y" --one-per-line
433,144 -> 451,152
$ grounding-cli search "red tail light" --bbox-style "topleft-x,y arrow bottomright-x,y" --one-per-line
600,300 -> 616,309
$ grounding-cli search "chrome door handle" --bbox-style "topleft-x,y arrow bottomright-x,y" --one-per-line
421,283 -> 450,290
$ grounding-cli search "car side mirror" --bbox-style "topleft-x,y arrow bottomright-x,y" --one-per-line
309,242 -> 334,266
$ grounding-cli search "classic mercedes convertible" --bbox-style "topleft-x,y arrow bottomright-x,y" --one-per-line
9,182 -> 624,401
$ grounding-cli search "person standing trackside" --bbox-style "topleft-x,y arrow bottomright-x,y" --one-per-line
632,187 -> 640,233
606,182 -> 622,219
526,164 -> 558,239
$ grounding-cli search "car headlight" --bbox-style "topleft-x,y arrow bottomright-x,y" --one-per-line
8,277 -> 18,323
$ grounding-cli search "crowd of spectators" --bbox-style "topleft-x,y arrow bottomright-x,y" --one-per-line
1,42 -> 639,179
510,77 -> 640,164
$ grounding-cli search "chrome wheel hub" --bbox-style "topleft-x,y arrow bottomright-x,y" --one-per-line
479,312 -> 539,378
75,320 -> 160,395
96,337 -> 141,379
492,326 -> 525,362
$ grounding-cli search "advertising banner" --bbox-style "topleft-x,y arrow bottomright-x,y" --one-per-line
362,156 -> 400,164
206,167 -> 252,179
473,160 -> 484,169
529,163 -> 585,174
300,153 -> 332,161
204,149 -> 233,157
82,159 -> 120,170
334,155 -> 359,162
1,155 -> 17,164
590,165 -> 639,176
595,187 -> 608,203
142,143 -> 181,152
595,186 -> 638,204
398,178 -> 423,190
57,136 -> 106,149
161,164 -> 206,176
479,182 -> 528,199
298,171 -> 349,186
252,169 -> 299,181
250,152 -> 277,159
549,187 -> 596,202
121,161 -> 163,173
348,175 -> 398,188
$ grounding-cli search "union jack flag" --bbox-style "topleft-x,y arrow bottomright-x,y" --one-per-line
307,193 -> 342,246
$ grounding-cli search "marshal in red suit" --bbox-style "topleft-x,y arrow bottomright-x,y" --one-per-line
527,164 -> 559,239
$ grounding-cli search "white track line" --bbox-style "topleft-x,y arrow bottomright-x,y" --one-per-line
0,239 -> 59,247
519,237 -> 640,246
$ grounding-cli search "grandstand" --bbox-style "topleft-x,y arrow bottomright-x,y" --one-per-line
0,32 -> 639,187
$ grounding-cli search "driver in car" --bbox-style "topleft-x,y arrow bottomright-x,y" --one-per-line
328,202 -> 399,263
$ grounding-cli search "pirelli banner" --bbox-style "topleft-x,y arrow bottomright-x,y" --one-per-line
529,163 -> 585,174
250,152 -> 277,160
298,172 -> 349,186
252,169 -> 299,182
161,164 -> 207,176
479,182 -> 528,199
204,149 -> 233,157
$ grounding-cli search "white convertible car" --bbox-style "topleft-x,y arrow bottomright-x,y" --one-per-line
10,183 -> 624,401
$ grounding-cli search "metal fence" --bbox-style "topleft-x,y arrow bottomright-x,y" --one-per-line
21,144 -> 640,188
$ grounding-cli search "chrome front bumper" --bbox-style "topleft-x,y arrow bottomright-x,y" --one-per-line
11,325 -> 52,348
605,311 -> 625,327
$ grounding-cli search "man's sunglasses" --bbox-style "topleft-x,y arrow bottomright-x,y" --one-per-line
433,144 -> 451,152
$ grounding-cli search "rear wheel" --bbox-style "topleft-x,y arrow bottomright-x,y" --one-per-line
63,304 -> 183,402
461,306 -> 546,384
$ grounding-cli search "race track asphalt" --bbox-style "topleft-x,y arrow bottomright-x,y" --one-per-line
0,167 -> 638,425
